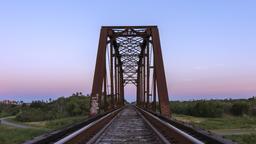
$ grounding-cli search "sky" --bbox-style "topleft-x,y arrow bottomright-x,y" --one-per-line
0,0 -> 256,102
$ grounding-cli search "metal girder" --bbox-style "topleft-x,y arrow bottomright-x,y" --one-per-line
90,26 -> 171,117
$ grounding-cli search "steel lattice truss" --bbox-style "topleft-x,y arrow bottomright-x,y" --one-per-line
111,28 -> 147,86
116,36 -> 143,86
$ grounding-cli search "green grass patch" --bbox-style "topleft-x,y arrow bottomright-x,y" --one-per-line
26,116 -> 87,129
173,114 -> 256,144
225,134 -> 256,144
0,116 -> 87,144
8,116 -> 87,130
173,114 -> 256,130
0,112 -> 12,118
44,116 -> 87,129
0,125 -> 47,144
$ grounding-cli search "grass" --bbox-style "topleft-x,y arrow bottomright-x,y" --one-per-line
0,125 -> 47,144
225,134 -> 256,144
0,116 -> 87,144
6,116 -> 87,129
173,114 -> 256,130
173,114 -> 256,144
0,112 -> 11,118
25,116 -> 87,129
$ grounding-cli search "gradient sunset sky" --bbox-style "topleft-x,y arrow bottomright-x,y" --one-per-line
0,0 -> 256,102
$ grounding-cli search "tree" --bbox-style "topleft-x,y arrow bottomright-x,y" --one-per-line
189,101 -> 224,117
231,102 -> 249,116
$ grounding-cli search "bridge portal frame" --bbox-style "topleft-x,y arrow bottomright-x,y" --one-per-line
90,26 -> 171,117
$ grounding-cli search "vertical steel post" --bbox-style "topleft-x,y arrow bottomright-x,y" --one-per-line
146,40 -> 150,109
120,69 -> 124,105
151,27 -> 171,117
90,28 -> 108,115
153,66 -> 157,112
117,62 -> 120,106
136,66 -> 141,106
103,66 -> 107,111
110,42 -> 114,109
140,65 -> 143,105
114,55 -> 117,107
143,56 -> 146,107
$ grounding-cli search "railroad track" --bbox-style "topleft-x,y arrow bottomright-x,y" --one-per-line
25,105 -> 236,144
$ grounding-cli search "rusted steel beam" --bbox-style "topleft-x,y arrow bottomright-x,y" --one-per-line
114,55 -> 118,107
146,39 -> 150,109
90,28 -> 108,115
117,63 -> 120,106
142,54 -> 145,107
150,27 -> 171,117
103,66 -> 107,111
120,69 -> 124,106
101,25 -> 157,29
152,68 -> 157,112
136,66 -> 141,106
110,42 -> 114,109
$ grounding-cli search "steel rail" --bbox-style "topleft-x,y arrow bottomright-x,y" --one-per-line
54,108 -> 122,144
136,108 -> 171,144
137,106 -> 236,144
88,105 -> 170,144
86,111 -> 119,144
60,105 -> 205,144
137,106 -> 205,144
23,109 -> 120,144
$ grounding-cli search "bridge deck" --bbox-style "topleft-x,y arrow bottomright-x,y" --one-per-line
94,106 -> 163,144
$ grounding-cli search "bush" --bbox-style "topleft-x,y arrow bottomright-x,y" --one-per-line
170,97 -> 256,117
250,106 -> 256,116
15,95 -> 90,122
231,102 -> 249,116
170,101 -> 225,117
16,108 -> 52,122
190,101 -> 224,117
30,101 -> 46,109
0,104 -> 20,117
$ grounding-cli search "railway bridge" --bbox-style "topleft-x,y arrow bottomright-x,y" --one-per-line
90,26 -> 170,117
25,26 -> 235,144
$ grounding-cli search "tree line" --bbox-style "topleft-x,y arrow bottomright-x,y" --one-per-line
15,94 -> 90,122
170,97 -> 256,117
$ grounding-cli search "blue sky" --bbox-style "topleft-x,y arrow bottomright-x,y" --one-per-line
0,0 -> 256,102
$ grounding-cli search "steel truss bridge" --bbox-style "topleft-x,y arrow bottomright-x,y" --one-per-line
90,26 -> 170,117
24,26 -> 235,144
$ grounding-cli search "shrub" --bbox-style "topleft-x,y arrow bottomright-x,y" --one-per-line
170,101 -> 225,117
15,95 -> 90,122
250,105 -> 256,116
16,108 -> 63,122
0,104 -> 20,117
190,101 -> 224,117
231,102 -> 249,116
